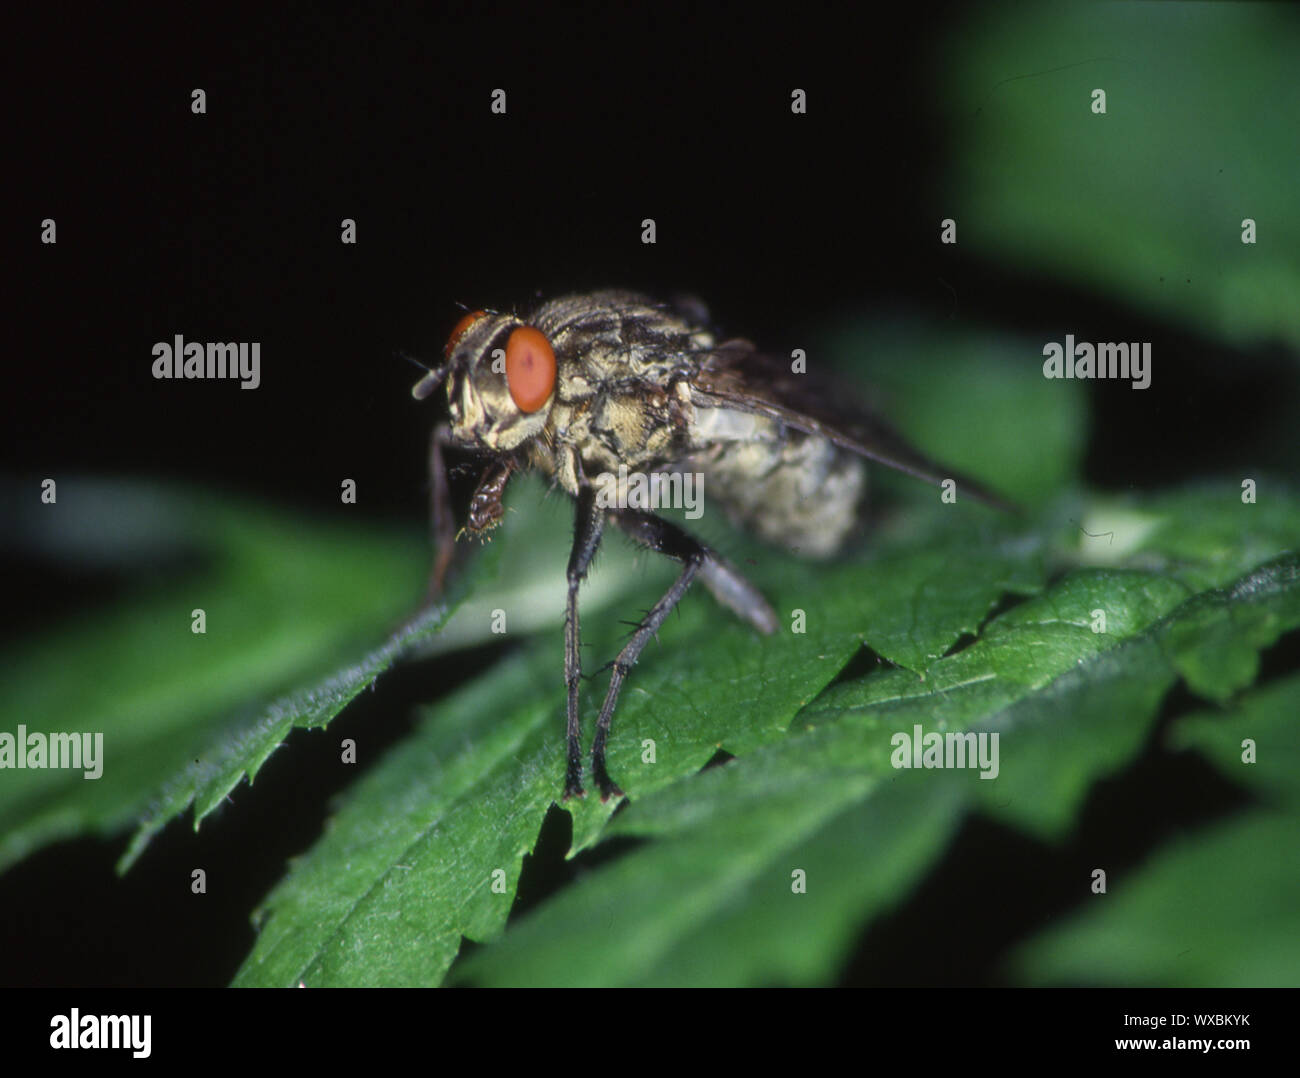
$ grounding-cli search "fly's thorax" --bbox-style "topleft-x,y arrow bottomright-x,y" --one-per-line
530,291 -> 716,374
432,293 -> 712,456
426,291 -> 721,487
539,379 -> 696,499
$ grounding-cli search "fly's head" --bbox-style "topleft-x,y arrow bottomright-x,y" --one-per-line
412,308 -> 557,453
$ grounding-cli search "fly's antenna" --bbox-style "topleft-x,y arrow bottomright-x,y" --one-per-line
398,350 -> 449,400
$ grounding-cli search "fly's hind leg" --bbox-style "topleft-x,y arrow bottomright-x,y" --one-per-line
591,510 -> 776,800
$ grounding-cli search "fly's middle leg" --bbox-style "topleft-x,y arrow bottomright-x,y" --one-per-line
563,485 -> 605,799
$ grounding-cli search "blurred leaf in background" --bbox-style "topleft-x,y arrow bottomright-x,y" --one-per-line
0,482 -> 428,874
936,1 -> 1300,353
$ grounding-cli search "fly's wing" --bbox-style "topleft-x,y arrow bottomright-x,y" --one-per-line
691,340 -> 1019,514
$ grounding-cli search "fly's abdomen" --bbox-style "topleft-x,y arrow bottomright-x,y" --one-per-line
684,405 -> 865,558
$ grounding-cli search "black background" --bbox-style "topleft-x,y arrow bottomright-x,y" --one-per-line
13,4 -> 1294,526
5,4 -> 1297,989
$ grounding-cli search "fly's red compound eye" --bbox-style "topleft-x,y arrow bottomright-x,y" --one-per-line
505,326 -> 556,413
445,310 -> 487,358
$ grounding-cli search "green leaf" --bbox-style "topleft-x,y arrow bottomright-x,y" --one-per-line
456,553 -> 1299,986
231,647 -> 564,987
117,598 -> 463,873
0,481 -> 430,874
231,500 -> 1044,985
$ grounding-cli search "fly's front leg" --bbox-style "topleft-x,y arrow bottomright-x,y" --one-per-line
426,430 -> 514,604
426,423 -> 456,602
465,458 -> 514,535
563,485 -> 605,799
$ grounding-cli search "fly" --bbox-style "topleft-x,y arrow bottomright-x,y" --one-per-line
409,290 -> 1013,801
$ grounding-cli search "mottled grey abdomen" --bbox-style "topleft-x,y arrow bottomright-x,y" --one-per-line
684,405 -> 866,558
